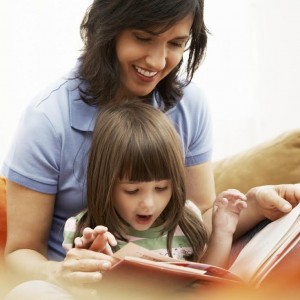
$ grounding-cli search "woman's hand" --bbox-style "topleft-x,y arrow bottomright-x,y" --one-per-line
247,184 -> 300,221
50,246 -> 114,297
55,226 -> 118,296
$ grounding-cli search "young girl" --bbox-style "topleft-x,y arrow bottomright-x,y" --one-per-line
63,101 -> 247,269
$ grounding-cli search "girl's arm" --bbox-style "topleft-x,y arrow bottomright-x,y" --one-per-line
201,190 -> 247,268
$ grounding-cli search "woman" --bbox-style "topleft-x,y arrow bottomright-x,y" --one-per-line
2,0 -> 300,298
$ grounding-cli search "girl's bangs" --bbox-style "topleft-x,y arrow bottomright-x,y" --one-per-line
118,140 -> 172,182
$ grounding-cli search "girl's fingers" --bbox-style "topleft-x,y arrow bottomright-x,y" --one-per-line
73,226 -> 117,253
75,228 -> 95,249
89,233 -> 112,253
93,225 -> 109,234
74,237 -> 84,248
221,189 -> 247,201
106,231 -> 117,247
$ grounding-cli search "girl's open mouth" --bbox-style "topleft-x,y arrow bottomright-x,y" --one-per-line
136,214 -> 152,224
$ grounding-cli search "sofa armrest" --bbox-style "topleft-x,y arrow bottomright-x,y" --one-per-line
214,130 -> 300,194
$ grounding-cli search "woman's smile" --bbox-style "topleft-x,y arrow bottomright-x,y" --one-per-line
134,65 -> 158,78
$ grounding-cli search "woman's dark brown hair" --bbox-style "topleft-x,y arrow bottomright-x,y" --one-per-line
78,0 -> 208,111
76,101 -> 208,261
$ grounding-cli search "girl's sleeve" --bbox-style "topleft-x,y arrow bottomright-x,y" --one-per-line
62,216 -> 78,252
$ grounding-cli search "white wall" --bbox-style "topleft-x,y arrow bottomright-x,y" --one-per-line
196,0 -> 300,159
0,0 -> 92,166
1,0 -> 300,165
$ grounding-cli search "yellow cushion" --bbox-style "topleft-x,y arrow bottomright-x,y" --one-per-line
214,130 -> 300,194
0,177 -> 6,250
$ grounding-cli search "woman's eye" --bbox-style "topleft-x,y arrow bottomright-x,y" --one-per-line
169,41 -> 184,48
134,34 -> 151,42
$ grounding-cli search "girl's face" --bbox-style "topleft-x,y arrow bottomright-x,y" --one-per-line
114,179 -> 172,231
115,14 -> 193,99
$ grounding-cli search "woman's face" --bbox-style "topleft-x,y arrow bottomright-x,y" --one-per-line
115,14 -> 193,99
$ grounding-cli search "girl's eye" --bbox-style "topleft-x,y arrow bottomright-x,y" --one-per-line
124,189 -> 139,195
155,186 -> 168,192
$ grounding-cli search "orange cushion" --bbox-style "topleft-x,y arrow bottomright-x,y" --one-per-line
0,177 -> 6,250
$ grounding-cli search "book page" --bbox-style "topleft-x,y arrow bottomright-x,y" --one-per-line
229,203 -> 300,284
111,242 -> 242,282
113,241 -> 182,262
251,231 -> 300,287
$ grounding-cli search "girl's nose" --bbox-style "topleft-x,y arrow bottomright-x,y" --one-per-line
145,46 -> 166,70
140,193 -> 155,209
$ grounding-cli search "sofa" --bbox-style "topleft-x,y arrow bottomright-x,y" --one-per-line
214,129 -> 300,194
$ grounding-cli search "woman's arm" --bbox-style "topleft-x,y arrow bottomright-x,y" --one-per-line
5,180 -> 113,288
185,161 -> 215,237
185,161 -> 216,213
5,180 -> 57,280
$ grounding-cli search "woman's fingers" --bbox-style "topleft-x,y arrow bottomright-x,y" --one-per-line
61,248 -> 113,285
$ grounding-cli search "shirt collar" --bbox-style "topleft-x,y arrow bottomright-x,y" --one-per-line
68,72 -> 98,133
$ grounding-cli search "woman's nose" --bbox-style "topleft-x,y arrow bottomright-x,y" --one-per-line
145,45 -> 167,70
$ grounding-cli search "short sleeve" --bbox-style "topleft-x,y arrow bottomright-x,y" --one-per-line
2,104 -> 61,193
167,82 -> 213,166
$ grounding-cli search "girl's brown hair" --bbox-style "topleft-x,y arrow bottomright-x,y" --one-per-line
78,0 -> 208,111
77,101 -> 208,261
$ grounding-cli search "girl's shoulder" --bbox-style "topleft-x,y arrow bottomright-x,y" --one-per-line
185,200 -> 203,220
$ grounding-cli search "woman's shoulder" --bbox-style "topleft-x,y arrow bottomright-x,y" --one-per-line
28,69 -> 82,113
181,81 -> 208,108
23,67 -> 96,133
166,81 -> 210,121
167,81 -> 208,114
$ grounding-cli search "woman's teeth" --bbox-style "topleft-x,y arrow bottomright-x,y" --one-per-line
135,66 -> 157,77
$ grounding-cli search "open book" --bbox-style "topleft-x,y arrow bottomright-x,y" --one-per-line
100,204 -> 300,293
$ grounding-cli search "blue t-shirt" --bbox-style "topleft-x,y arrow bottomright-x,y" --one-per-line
1,65 -> 213,261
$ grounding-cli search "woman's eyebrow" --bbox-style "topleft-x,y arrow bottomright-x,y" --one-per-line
138,29 -> 189,40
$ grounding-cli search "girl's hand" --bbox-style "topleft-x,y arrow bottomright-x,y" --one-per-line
74,225 -> 117,255
213,189 -> 247,235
